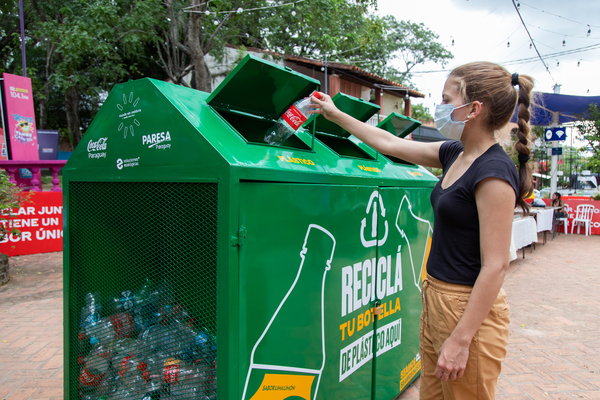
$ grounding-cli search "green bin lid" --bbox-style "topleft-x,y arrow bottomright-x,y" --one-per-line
207,54 -> 320,120
309,92 -> 380,138
377,112 -> 421,138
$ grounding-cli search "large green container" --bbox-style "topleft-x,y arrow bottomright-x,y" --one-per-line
63,54 -> 437,400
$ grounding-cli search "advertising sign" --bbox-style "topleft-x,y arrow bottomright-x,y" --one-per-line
38,129 -> 60,160
0,128 -> 7,160
1,73 -> 39,160
544,127 -> 567,142
563,199 -> 600,235
0,191 -> 63,256
239,184 -> 432,399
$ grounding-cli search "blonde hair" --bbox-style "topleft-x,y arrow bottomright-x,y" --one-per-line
449,62 -> 534,211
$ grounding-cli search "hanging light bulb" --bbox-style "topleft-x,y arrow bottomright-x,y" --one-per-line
291,3 -> 296,16
562,38 -> 566,47
205,10 -> 210,15
237,7 -> 243,13
577,61 -> 581,67
587,25 -> 592,36
451,39 -> 455,46
214,19 -> 219,25
556,61 -> 560,67
529,42 -> 533,49
507,41 -> 510,48
517,2 -> 520,9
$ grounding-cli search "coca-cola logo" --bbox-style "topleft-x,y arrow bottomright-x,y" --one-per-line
87,138 -> 108,152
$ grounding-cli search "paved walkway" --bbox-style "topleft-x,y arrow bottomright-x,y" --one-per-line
1,232 -> 599,399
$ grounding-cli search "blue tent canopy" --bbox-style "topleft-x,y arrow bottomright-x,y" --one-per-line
511,92 -> 600,126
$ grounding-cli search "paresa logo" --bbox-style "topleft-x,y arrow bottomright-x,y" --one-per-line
142,131 -> 171,150
87,138 -> 108,159
117,91 -> 142,139
11,114 -> 35,144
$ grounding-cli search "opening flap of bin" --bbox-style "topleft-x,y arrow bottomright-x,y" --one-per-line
377,112 -> 421,138
207,54 -> 320,120
310,92 -> 380,137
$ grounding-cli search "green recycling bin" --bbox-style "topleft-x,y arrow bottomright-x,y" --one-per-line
63,54 -> 437,400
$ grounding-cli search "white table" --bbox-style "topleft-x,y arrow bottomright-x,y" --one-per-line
510,217 -> 538,260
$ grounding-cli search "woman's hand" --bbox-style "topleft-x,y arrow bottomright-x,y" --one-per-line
309,92 -> 342,122
435,334 -> 470,381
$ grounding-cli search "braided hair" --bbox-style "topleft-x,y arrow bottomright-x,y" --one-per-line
449,62 -> 534,212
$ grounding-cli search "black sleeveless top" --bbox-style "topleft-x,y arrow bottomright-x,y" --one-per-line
427,140 -> 519,286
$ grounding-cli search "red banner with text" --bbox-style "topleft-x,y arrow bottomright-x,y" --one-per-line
0,191 -> 63,256
563,199 -> 600,235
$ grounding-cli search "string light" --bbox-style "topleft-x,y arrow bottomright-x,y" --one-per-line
562,37 -> 566,47
185,0 -> 305,15
577,60 -> 581,67
587,25 -> 592,36
529,42 -> 533,49
507,41 -> 511,48
556,60 -> 559,67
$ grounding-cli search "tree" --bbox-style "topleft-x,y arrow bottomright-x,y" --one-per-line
258,4 -> 452,88
30,0 -> 163,147
410,104 -> 432,121
574,103 -> 600,173
156,0 -> 268,91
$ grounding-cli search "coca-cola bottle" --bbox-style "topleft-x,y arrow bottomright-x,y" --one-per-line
264,91 -> 322,145
78,344 -> 111,393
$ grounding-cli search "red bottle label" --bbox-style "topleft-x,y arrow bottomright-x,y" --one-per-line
164,358 -> 181,383
118,355 -> 133,377
111,312 -> 135,338
79,365 -> 105,387
282,105 -> 307,131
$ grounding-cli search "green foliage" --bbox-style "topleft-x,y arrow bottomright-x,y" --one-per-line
575,103 -> 600,173
0,173 -> 28,243
410,104 -> 432,121
256,1 -> 452,87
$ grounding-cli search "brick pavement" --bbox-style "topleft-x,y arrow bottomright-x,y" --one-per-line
1,232 -> 599,399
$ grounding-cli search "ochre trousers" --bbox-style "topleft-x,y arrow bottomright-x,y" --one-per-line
419,274 -> 510,400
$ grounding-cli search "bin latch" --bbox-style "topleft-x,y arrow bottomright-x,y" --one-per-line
231,226 -> 247,247
373,300 -> 383,316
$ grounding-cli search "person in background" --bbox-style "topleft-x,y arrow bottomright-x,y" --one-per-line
551,192 -> 565,218
310,62 -> 533,400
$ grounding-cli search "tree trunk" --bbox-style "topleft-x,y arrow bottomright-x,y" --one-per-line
65,86 -> 82,148
38,44 -> 54,129
187,0 -> 212,92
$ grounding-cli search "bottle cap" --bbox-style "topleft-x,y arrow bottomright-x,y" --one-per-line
311,90 -> 323,99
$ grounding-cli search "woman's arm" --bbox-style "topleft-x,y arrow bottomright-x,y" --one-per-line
310,93 -> 444,168
434,177 -> 515,381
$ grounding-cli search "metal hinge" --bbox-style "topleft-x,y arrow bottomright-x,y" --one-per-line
230,226 -> 247,247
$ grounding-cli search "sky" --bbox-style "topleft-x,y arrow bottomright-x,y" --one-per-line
375,0 -> 600,114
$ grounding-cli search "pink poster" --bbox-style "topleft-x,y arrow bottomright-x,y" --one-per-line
2,73 -> 39,161
0,128 -> 7,161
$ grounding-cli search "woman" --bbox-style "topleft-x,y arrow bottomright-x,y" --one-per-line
310,62 -> 533,399
552,192 -> 565,218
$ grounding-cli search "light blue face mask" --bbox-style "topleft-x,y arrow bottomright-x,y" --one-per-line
434,103 -> 473,141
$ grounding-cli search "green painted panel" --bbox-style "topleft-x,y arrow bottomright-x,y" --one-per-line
207,54 -> 320,120
377,112 -> 421,138
374,187 -> 434,399
63,78 -> 227,180
309,92 -> 380,138
237,183 -> 434,400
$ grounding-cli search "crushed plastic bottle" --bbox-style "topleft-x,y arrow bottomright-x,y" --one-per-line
79,344 -> 111,392
264,91 -> 322,145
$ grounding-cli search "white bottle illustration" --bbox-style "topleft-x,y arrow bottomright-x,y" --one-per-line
395,195 -> 433,291
242,224 -> 336,400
